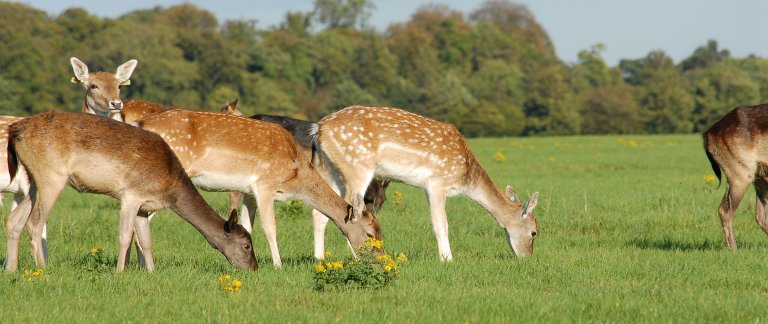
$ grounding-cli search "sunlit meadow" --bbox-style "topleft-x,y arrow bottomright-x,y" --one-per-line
1,134 -> 767,322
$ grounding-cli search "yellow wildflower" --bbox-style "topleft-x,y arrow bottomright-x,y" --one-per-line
91,247 -> 99,254
233,280 -> 242,292
315,264 -> 327,273
705,175 -> 717,184
224,274 -> 231,282
627,139 -> 637,148
224,285 -> 233,292
393,191 -> 403,205
494,151 -> 506,163
33,269 -> 43,277
365,237 -> 383,249
396,253 -> 407,263
384,265 -> 392,272
324,251 -> 332,259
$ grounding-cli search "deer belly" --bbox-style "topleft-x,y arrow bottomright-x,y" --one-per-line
376,160 -> 432,187
190,173 -> 254,192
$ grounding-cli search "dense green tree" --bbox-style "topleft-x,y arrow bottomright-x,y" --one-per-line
689,61 -> 760,131
581,85 -> 643,134
312,0 -> 376,29
622,51 -> 694,133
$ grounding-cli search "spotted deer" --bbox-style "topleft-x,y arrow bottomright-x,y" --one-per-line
703,104 -> 768,249
4,111 -> 258,272
136,109 -> 381,268
314,106 -> 539,260
219,102 -> 390,216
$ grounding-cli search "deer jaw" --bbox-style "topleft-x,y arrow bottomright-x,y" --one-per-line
70,57 -> 137,120
501,190 -> 538,257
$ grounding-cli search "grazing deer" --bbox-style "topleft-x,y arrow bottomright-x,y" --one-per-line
314,106 -> 539,260
219,102 -> 391,215
703,104 -> 768,249
4,111 -> 258,272
136,109 -> 381,268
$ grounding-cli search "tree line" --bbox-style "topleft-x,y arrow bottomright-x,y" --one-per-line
1,0 -> 766,136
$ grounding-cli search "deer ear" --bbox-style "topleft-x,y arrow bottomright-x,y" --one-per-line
225,209 -> 239,232
115,59 -> 138,83
522,192 -> 539,218
505,185 -> 518,202
70,57 -> 89,83
229,98 -> 238,108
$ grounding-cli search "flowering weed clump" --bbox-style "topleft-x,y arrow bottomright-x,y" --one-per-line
494,151 -> 507,163
17,268 -> 50,283
313,238 -> 407,291
81,247 -> 112,274
218,274 -> 242,294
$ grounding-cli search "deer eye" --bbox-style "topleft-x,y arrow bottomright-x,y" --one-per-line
89,84 -> 98,90
242,244 -> 251,251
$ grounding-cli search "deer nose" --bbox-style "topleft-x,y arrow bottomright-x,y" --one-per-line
110,101 -> 123,110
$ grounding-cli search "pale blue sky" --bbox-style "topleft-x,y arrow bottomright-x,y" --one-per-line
14,0 -> 768,66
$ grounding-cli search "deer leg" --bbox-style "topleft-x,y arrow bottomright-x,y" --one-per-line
240,193 -> 257,234
312,209 -> 331,259
5,196 -> 32,271
426,188 -> 452,261
754,179 -> 768,237
116,201 -> 141,272
134,213 -> 154,272
254,191 -> 281,268
130,210 -> 154,269
27,183 -> 65,268
719,178 -> 749,250
229,192 -> 242,214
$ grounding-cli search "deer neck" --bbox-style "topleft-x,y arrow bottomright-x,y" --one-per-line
296,164 -> 351,224
167,178 -> 229,250
464,163 -> 518,227
82,97 -> 122,121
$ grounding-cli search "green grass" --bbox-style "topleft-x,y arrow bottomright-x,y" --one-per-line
2,134 -> 768,322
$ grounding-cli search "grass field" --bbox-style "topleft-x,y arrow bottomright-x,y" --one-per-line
2,134 -> 767,322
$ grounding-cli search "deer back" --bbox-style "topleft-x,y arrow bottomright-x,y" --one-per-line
704,104 -> 768,182
137,109 -> 305,183
9,111 -> 185,209
317,106 -> 475,187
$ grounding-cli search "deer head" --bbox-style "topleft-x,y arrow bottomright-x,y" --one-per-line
503,187 -> 538,257
70,57 -> 137,115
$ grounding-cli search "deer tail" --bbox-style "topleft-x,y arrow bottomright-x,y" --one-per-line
703,134 -> 722,188
309,123 -> 320,165
7,130 -> 18,183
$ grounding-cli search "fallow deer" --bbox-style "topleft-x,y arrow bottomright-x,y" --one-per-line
314,106 -> 540,260
136,109 -> 381,268
703,104 -> 768,249
4,111 -> 258,272
219,102 -> 390,215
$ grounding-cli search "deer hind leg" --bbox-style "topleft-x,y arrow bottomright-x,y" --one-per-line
129,210 -> 154,270
133,212 -> 154,272
27,180 -> 66,269
116,201 -> 142,272
426,187 -> 452,261
754,176 -> 768,238
5,196 -> 32,271
719,176 -> 750,250
240,193 -> 257,234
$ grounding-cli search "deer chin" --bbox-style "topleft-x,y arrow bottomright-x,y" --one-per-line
505,229 -> 533,257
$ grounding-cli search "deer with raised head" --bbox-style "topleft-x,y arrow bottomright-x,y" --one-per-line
703,104 -> 768,249
71,57 -> 171,125
313,106 -> 540,260
219,102 -> 391,215
136,109 -> 381,268
4,111 -> 258,272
